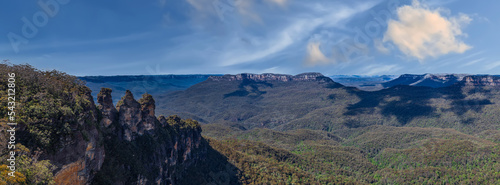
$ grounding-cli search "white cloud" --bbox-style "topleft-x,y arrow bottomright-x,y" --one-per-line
305,42 -> 330,65
383,0 -> 472,60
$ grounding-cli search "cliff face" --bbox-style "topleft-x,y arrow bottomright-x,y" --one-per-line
43,90 -> 106,185
208,72 -> 332,82
0,63 -> 208,185
462,75 -> 500,86
94,88 -> 206,185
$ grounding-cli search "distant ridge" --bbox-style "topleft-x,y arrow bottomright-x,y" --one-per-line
80,74 -> 220,83
382,74 -> 500,88
208,72 -> 332,82
330,75 -> 397,91
382,74 -> 465,88
79,74 -> 222,103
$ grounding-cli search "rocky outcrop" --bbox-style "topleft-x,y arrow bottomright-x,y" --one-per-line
95,89 -> 207,185
462,75 -> 500,86
112,90 -> 159,141
138,94 -> 156,135
97,88 -> 117,127
209,72 -> 332,82
115,90 -> 150,141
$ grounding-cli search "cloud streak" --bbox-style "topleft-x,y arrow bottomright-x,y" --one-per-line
218,2 -> 378,66
362,64 -> 401,75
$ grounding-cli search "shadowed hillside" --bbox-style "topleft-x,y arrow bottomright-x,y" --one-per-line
153,72 -> 500,184
158,73 -> 500,134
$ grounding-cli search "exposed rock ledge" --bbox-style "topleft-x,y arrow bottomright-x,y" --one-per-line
462,75 -> 500,86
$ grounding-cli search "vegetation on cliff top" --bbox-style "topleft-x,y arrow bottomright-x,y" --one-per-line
0,63 -> 99,152
0,63 -> 94,184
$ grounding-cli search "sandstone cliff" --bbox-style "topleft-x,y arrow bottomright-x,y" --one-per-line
462,75 -> 500,86
93,88 -> 206,185
49,90 -> 105,185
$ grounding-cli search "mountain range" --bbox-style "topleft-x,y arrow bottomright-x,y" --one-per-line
2,64 -> 500,184
81,73 -> 500,98
155,73 -> 500,132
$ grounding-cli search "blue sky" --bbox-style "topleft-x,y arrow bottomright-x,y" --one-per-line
0,0 -> 498,76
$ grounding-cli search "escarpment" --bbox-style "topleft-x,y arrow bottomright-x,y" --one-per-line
0,64 -> 105,185
93,88 -> 207,185
47,88 -> 106,185
462,75 -> 500,87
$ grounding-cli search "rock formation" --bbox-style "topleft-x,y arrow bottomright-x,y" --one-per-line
116,90 -> 143,141
462,75 -> 500,86
97,88 -> 117,127
94,88 -> 207,184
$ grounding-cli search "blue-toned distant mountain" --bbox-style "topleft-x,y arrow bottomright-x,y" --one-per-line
79,75 -> 222,103
381,74 -> 472,88
330,75 -> 397,91
333,74 -> 500,91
